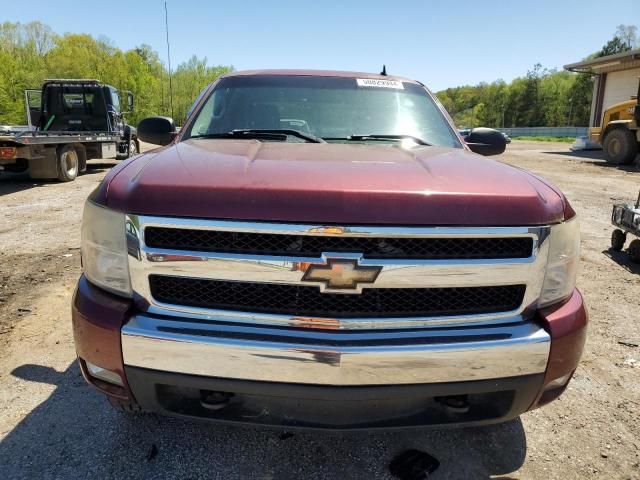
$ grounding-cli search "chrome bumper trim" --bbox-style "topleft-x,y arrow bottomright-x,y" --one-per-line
121,314 -> 551,385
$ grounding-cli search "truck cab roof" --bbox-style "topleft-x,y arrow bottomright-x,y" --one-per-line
221,69 -> 421,85
43,79 -> 102,84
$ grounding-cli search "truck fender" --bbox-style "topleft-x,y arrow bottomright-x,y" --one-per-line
603,120 -> 633,135
602,120 -> 635,142
124,124 -> 137,141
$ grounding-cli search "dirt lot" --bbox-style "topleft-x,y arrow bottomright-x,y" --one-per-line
0,141 -> 639,479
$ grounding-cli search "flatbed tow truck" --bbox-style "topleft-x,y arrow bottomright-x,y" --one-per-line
0,79 -> 138,182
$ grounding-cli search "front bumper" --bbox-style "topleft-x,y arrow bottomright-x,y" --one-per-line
72,276 -> 587,428
120,315 -> 550,386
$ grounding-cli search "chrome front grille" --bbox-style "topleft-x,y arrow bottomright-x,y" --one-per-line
149,276 -> 526,318
144,226 -> 534,259
126,216 -> 550,330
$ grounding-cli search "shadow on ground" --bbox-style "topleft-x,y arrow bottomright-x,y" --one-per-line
603,248 -> 640,275
542,149 -> 640,172
1,362 -> 528,479
0,163 -> 113,196
541,149 -> 604,161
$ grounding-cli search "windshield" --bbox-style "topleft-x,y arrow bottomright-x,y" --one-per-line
183,75 -> 462,148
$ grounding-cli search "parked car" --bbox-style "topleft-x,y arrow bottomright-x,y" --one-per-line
72,70 -> 587,429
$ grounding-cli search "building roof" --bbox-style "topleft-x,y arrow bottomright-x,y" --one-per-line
564,48 -> 640,73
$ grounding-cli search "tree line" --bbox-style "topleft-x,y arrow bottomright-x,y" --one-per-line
0,21 -> 231,126
436,65 -> 593,128
436,25 -> 638,128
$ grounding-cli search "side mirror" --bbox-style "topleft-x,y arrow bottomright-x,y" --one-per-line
138,116 -> 176,146
465,127 -> 507,156
127,92 -> 134,112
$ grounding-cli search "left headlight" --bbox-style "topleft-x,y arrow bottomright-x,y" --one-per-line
81,200 -> 132,297
538,216 -> 580,308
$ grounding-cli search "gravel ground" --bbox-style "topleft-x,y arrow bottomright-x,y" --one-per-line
0,141 -> 639,479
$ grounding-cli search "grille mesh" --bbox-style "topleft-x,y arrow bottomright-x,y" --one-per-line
144,227 -> 533,259
149,275 -> 526,318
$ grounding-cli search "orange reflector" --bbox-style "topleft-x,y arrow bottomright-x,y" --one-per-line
0,147 -> 17,159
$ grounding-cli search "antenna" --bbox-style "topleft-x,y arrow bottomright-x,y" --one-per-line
380,65 -> 387,76
165,1 -> 174,119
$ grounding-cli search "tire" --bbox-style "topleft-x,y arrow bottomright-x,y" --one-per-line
629,239 -> 640,264
116,139 -> 138,160
107,396 -> 145,414
128,139 -> 138,156
602,128 -> 638,165
611,229 -> 627,251
56,145 -> 79,182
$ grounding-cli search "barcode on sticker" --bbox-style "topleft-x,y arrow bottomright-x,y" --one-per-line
356,79 -> 404,89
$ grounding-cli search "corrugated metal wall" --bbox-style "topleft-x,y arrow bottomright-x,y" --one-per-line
601,68 -> 640,111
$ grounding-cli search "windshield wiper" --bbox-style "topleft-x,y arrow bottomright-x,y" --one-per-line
191,129 -> 325,143
324,134 -> 431,146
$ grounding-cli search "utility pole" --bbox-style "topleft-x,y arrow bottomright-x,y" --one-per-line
160,60 -> 165,116
567,98 -> 573,126
165,1 -> 174,119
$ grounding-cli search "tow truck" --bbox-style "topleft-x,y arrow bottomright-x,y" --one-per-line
0,79 -> 139,182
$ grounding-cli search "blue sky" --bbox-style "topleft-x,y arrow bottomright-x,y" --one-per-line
4,0 -> 639,91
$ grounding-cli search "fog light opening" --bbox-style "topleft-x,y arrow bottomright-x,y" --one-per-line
534,371 -> 575,409
85,360 -> 124,387
200,390 -> 233,411
543,373 -> 573,393
436,395 -> 470,414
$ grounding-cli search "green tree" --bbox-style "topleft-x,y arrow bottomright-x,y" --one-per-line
436,65 -> 592,128
0,21 -> 232,126
597,36 -> 631,57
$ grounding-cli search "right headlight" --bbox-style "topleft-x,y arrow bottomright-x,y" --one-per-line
81,200 -> 132,297
538,217 -> 580,308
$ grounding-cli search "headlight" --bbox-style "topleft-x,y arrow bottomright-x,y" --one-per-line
81,200 -> 132,297
538,217 -> 580,308
613,206 -> 623,224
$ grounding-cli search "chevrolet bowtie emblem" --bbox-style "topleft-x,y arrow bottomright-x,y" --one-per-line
301,258 -> 382,293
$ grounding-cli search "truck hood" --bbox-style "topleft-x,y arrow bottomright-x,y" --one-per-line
103,139 -> 566,225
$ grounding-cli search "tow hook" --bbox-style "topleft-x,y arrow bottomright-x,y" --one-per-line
436,395 -> 470,414
200,391 -> 233,410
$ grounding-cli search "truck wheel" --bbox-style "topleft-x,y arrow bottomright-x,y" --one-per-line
602,128 -> 638,165
107,396 -> 145,414
629,239 -> 640,263
128,139 -> 138,157
116,140 -> 138,160
611,229 -> 626,251
56,145 -> 79,182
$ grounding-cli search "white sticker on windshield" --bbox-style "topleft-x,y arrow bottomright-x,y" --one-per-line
356,78 -> 404,89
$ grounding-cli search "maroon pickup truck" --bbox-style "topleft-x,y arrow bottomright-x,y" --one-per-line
72,70 -> 587,429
